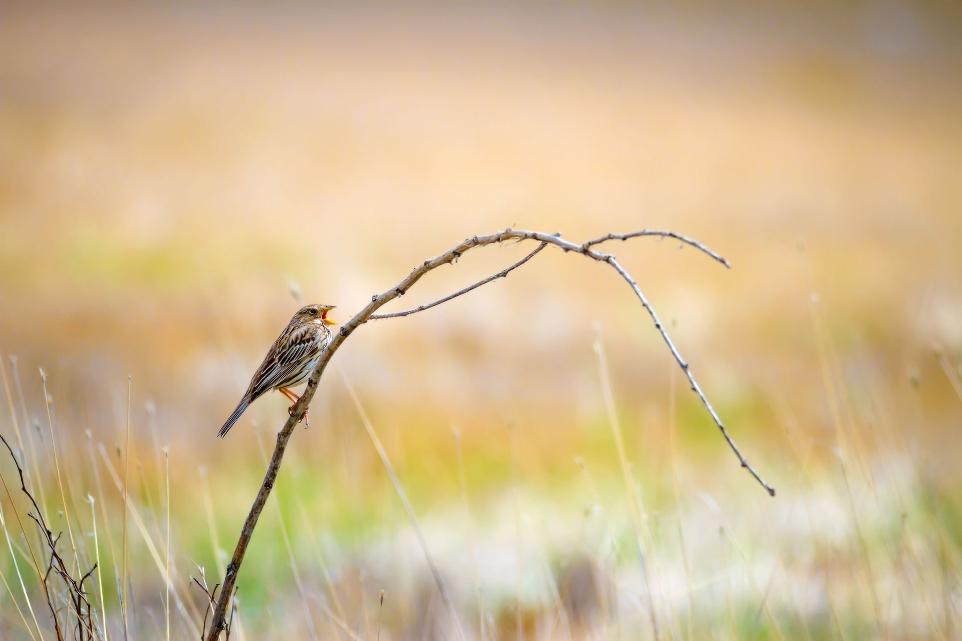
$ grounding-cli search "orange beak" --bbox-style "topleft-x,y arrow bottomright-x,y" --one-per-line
321,307 -> 337,326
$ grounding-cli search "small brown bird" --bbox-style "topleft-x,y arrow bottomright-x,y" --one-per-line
218,304 -> 337,437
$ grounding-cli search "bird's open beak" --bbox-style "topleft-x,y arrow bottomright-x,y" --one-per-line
322,307 -> 337,325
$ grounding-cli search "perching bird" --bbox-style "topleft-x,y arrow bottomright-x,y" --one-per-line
218,304 -> 337,437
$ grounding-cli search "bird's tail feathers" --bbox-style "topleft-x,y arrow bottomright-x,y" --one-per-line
218,398 -> 250,438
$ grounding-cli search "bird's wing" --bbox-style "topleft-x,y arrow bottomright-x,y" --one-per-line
244,324 -> 320,400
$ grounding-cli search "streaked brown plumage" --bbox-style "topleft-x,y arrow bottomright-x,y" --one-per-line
218,304 -> 337,437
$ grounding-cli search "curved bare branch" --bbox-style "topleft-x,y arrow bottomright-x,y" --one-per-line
370,242 -> 547,320
203,227 -> 772,641
581,229 -> 732,268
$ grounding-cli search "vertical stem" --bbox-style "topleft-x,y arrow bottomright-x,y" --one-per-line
0,500 -> 47,641
593,334 -> 660,641
40,369 -> 82,578
89,496 -> 109,641
200,467 -> 225,579
164,448 -> 171,641
667,364 -> 694,641
121,377 -> 131,641
339,368 -> 467,641
9,356 -> 49,521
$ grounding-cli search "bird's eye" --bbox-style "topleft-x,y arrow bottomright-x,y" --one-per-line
308,308 -> 317,315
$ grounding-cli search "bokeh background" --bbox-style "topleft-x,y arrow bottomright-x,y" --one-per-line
1,3 -> 961,640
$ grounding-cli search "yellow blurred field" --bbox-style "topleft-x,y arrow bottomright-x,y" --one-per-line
1,4 -> 961,640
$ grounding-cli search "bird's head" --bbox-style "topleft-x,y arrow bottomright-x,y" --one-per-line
294,304 -> 337,326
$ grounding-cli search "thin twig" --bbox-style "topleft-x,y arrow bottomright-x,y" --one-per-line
370,243 -> 547,320
0,432 -> 100,640
224,588 -> 236,640
191,577 -> 218,641
604,254 -> 773,495
193,574 -> 235,640
581,229 -> 732,268
204,227 -> 772,640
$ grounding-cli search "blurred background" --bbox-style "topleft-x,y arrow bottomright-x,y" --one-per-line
1,3 -> 961,640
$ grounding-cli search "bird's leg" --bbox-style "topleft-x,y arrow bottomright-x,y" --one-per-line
279,387 -> 310,428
